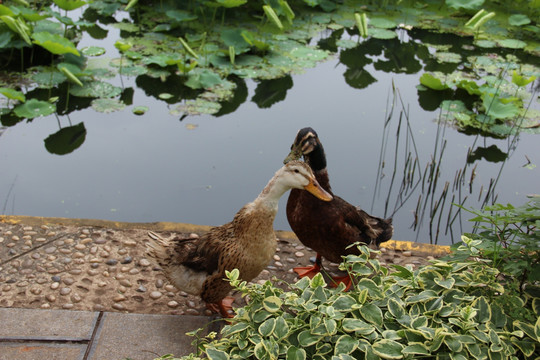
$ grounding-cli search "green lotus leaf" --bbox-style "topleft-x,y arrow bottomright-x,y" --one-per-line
496,39 -> 527,49
91,98 -> 126,113
483,95 -> 520,119
446,0 -> 485,10
31,69 -> 67,88
44,122 -> 86,155
370,28 -> 397,39
336,39 -> 358,49
81,46 -> 105,57
132,106 -> 148,115
215,0 -> 247,7
508,14 -> 531,26
370,18 -> 397,29
474,39 -> 496,48
32,31 -> 80,56
69,81 -> 122,98
434,51 -> 461,63
185,69 -> 223,90
158,93 -> 174,100
172,99 -> 221,115
13,99 -> 56,118
290,46 -> 328,61
53,0 -> 87,11
165,10 -> 197,22
0,87 -> 25,102
419,73 -> 450,91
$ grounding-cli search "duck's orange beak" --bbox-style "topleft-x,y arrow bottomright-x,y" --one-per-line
304,178 -> 333,201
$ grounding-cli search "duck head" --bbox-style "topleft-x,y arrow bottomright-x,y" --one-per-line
277,160 -> 332,201
283,127 -> 327,172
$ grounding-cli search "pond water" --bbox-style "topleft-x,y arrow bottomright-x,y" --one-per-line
1,22 -> 538,245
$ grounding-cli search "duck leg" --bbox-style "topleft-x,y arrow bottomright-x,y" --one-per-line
293,253 -> 322,278
207,296 -> 235,318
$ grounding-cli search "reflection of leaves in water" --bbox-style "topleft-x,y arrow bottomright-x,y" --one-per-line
214,76 -> 248,117
467,145 -> 508,163
44,123 -> 86,155
344,68 -> 377,89
135,74 -> 201,104
251,76 -> 293,109
373,39 -> 423,74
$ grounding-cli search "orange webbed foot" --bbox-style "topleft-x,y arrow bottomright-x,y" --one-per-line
207,296 -> 235,318
329,275 -> 353,291
294,254 -> 322,279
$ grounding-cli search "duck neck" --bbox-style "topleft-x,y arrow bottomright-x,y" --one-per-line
306,145 -> 332,192
256,175 -> 289,211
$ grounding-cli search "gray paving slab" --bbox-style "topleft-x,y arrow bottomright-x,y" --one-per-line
0,342 -> 87,360
87,312 -> 215,360
0,308 -> 98,341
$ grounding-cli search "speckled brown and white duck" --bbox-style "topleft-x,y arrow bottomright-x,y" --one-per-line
284,128 -> 393,289
146,160 -> 332,318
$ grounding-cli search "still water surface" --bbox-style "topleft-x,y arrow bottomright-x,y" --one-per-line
1,31 -> 538,245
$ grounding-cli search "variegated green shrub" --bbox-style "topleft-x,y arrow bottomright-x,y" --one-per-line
173,245 -> 539,360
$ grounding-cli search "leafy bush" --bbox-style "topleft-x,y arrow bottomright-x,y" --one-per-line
449,197 -> 540,324
168,244 -> 540,360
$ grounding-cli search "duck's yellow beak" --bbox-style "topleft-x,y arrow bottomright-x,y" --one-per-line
304,178 -> 333,201
283,145 -> 302,164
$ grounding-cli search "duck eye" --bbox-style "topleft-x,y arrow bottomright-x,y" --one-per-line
294,169 -> 299,173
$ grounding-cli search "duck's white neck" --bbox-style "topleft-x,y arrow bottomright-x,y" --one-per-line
254,174 -> 290,210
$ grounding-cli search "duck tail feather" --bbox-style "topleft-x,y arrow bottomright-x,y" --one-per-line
146,231 -> 171,267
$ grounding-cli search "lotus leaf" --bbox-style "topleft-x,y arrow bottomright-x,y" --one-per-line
336,39 -> 357,49
69,81 -> 122,98
446,0 -> 485,11
290,46 -> 328,61
14,99 -> 56,118
165,10 -> 197,23
508,14 -> 531,26
53,0 -> 87,11
434,51 -> 461,63
32,32 -> 80,56
172,99 -> 221,115
496,39 -> 527,49
91,98 -> 126,113
44,122 -> 86,155
185,69 -> 223,90
482,95 -> 520,119
31,69 -> 67,88
370,28 -> 397,39
0,88 -> 25,102
215,0 -> 247,8
420,73 -> 449,91
370,18 -> 397,29
81,46 -> 106,57
132,106 -> 148,115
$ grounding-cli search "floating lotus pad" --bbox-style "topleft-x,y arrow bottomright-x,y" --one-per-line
13,99 -> 56,119
91,98 -> 126,113
69,81 -> 122,98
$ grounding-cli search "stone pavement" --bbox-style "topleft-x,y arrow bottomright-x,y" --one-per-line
0,307 -> 219,360
0,215 -> 450,360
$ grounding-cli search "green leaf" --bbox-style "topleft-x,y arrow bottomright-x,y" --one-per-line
496,39 -> 527,49
274,316 -> 289,339
472,296 -> 491,323
334,334 -> 358,355
165,9 -> 197,22
372,339 -> 405,359
508,14 -> 531,26
512,71 -> 536,87
387,298 -> 406,319
434,278 -> 455,289
215,0 -> 247,7
70,81 -> 122,98
32,32 -> 80,56
286,346 -> 306,360
262,296 -> 282,313
297,330 -> 320,347
359,303 -> 383,326
402,343 -> 430,355
206,347 -> 229,360
263,5 -> 283,30
333,295 -> 357,312
405,290 -> 439,303
446,0 -> 485,11
0,88 -> 25,102
341,317 -> 374,335
419,73 -> 449,91
258,318 -> 276,337
482,95 -> 520,120
14,99 -> 55,118
53,0 -> 86,11
81,46 -> 106,57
